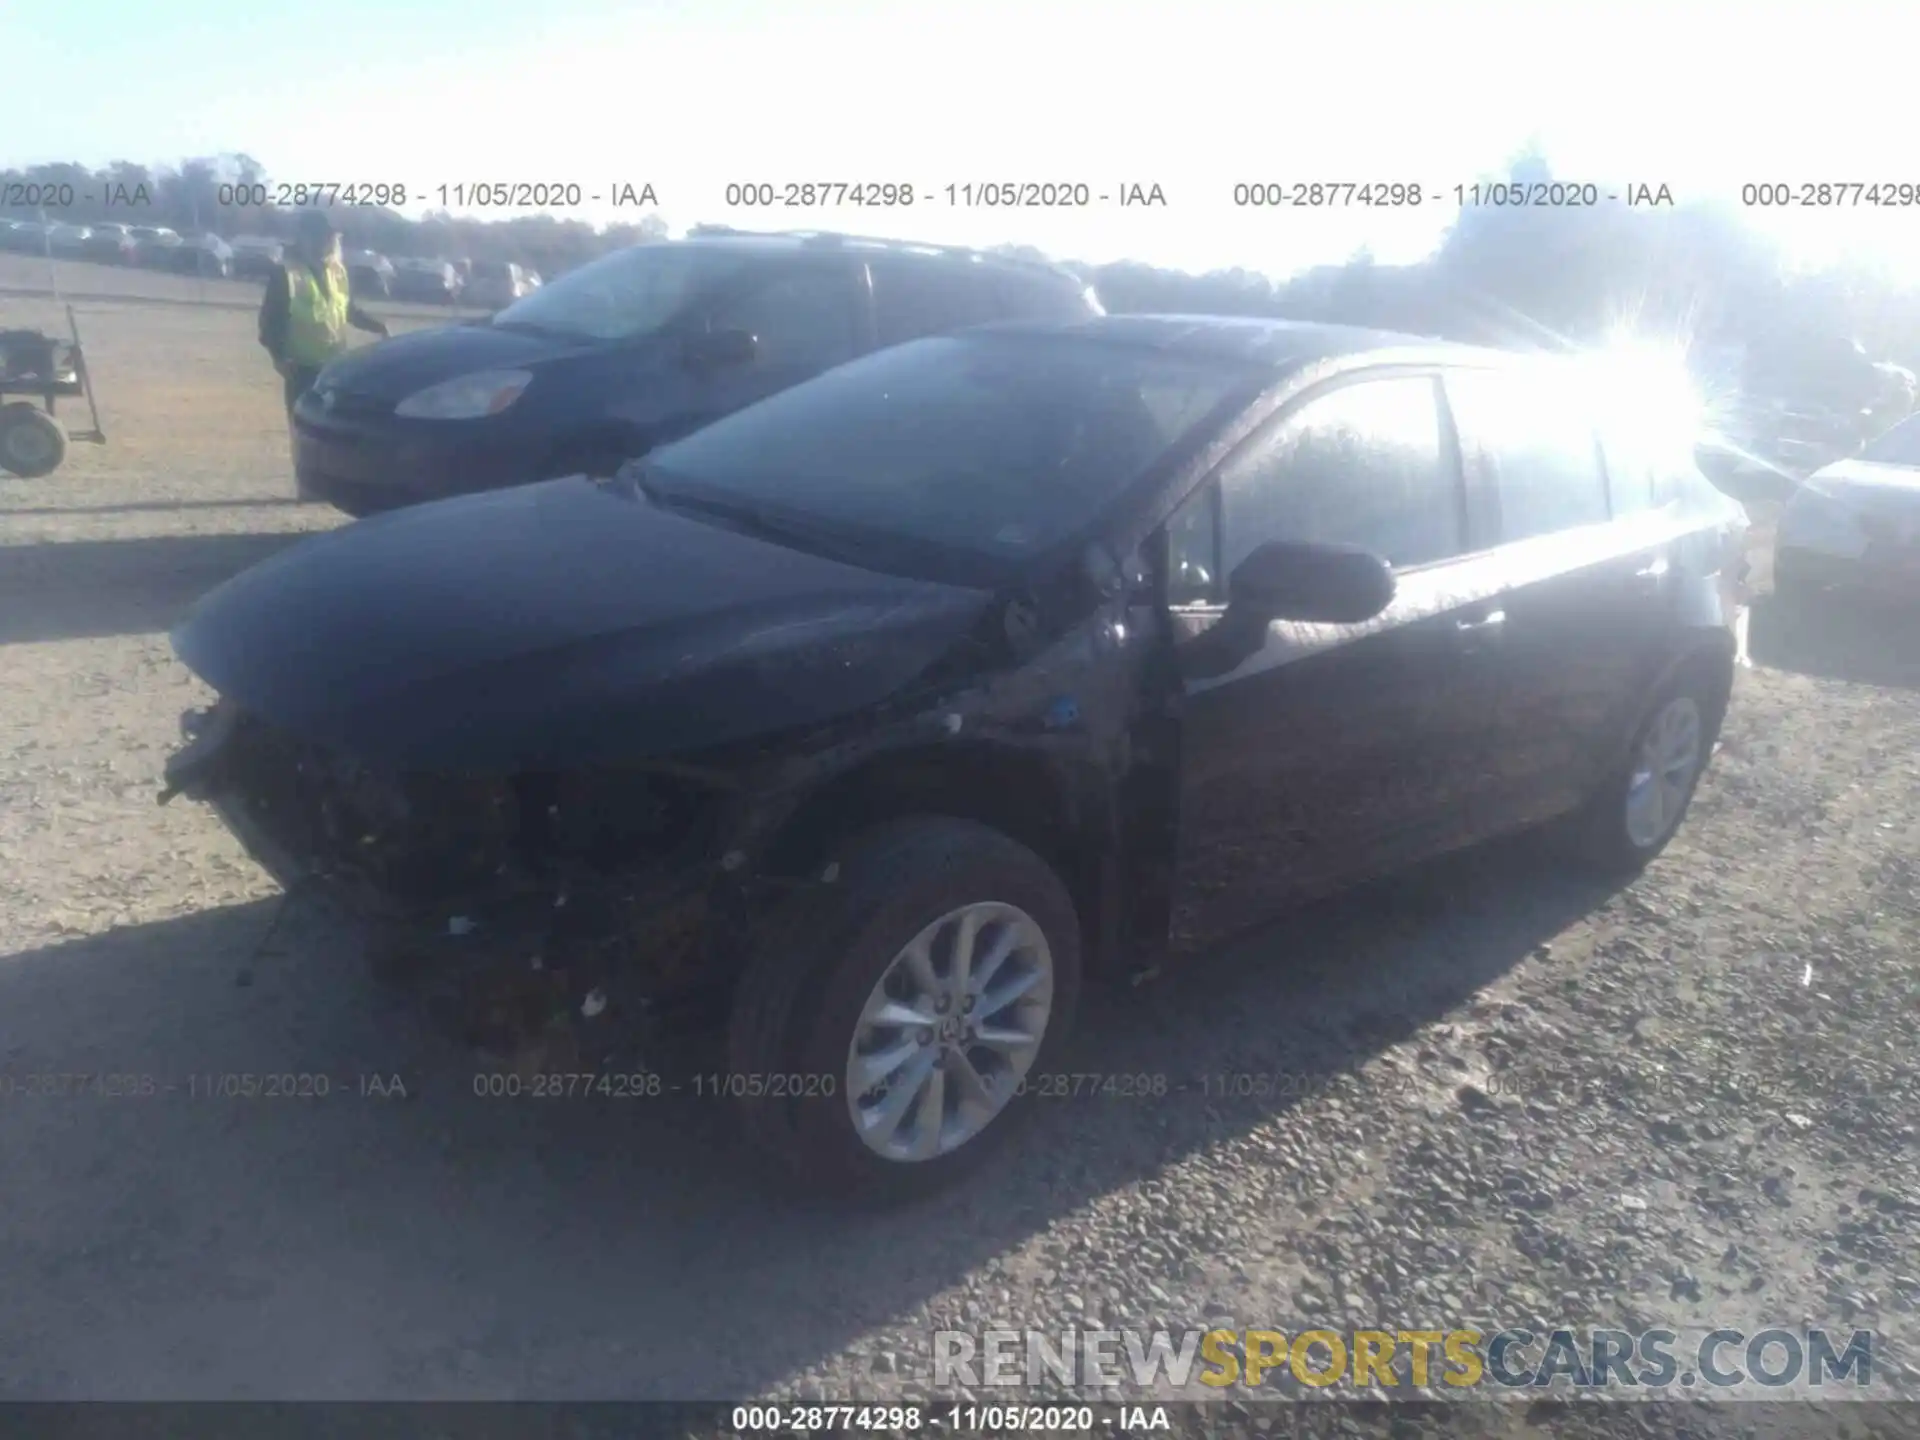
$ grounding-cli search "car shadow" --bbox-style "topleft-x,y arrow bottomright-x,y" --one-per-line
0,832 -> 1621,1399
0,531 -> 310,645
1747,590 -> 1920,692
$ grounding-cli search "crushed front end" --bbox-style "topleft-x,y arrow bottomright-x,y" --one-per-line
161,700 -> 750,1069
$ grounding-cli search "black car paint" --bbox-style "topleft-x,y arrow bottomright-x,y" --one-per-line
167,317 -> 1742,1058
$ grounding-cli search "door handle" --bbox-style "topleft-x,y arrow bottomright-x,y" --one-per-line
1455,608 -> 1506,632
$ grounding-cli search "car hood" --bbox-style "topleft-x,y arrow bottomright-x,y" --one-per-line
172,478 -> 992,772
316,322 -> 613,400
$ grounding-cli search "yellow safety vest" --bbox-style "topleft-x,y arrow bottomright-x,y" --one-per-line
284,258 -> 352,367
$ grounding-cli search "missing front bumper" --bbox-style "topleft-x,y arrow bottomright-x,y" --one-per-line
159,703 -> 744,1060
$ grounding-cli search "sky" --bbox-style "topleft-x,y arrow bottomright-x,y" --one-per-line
8,0 -> 1920,282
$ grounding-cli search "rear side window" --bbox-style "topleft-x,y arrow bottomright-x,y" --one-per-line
1447,369 -> 1610,542
871,262 -> 1008,347
996,272 -> 1100,322
1217,375 -> 1463,574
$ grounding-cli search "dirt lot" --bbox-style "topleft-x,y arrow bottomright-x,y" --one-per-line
1,280 -> 1917,1418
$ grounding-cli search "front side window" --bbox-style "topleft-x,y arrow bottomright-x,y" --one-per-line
1216,375 -> 1462,576
1448,368 -> 1611,542
493,244 -> 746,342
707,268 -> 859,369
643,333 -> 1256,566
1165,482 -> 1218,605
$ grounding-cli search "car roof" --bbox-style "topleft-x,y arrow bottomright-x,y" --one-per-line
677,227 -> 1087,288
974,313 -> 1535,373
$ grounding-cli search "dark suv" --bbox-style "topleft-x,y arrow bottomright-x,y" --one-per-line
291,230 -> 1103,515
166,317 -> 1748,1201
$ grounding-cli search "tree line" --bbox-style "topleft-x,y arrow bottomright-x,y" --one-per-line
8,150 -> 1919,393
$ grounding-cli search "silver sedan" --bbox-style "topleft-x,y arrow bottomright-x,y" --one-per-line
1775,420 -> 1920,602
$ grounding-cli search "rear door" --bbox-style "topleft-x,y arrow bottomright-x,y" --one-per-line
1164,370 -> 1507,957
1442,365 -> 1677,831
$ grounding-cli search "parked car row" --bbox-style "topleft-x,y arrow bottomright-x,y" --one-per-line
391,257 -> 465,304
0,218 -> 542,303
229,235 -> 285,280
154,228 -> 1758,1205
0,218 -> 236,277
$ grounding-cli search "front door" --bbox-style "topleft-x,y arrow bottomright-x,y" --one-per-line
1165,372 -> 1506,959
659,258 -> 872,439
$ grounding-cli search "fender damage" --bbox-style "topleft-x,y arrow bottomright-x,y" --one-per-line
161,527 -> 1160,1069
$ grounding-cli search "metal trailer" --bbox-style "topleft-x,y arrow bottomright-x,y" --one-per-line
0,305 -> 106,477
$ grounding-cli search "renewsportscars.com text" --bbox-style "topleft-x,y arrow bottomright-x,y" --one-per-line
933,1326 -> 1877,1395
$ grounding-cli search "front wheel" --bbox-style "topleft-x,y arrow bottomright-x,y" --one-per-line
727,817 -> 1082,1204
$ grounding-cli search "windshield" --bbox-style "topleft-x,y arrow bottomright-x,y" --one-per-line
642,333 -> 1257,568
1860,413 -> 1920,467
493,244 -> 744,341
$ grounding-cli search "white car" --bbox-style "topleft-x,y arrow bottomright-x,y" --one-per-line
1774,415 -> 1920,602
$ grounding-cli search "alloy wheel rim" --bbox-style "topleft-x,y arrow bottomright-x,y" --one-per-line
1624,696 -> 1703,850
846,901 -> 1053,1162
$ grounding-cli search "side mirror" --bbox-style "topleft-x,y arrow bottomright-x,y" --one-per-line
683,328 -> 758,371
1227,539 -> 1396,626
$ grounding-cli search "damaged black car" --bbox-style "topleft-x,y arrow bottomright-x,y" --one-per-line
163,316 -> 1748,1200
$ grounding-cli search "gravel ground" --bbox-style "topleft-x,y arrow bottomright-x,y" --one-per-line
1,287 -> 1916,1424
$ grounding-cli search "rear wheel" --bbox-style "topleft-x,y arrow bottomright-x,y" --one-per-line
727,817 -> 1081,1204
0,404 -> 67,478
1571,671 -> 1720,874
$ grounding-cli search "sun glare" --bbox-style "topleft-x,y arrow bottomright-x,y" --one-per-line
1579,332 -> 1710,462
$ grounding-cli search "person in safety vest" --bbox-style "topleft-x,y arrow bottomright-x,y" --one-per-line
258,207 -> 388,422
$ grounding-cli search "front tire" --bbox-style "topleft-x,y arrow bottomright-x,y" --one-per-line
727,817 -> 1082,1204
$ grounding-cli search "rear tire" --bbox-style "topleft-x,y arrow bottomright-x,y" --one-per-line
1570,668 -> 1723,875
727,817 -> 1082,1205
0,403 -> 67,478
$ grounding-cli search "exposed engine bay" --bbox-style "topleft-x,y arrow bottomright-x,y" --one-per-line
166,702 -> 755,1068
